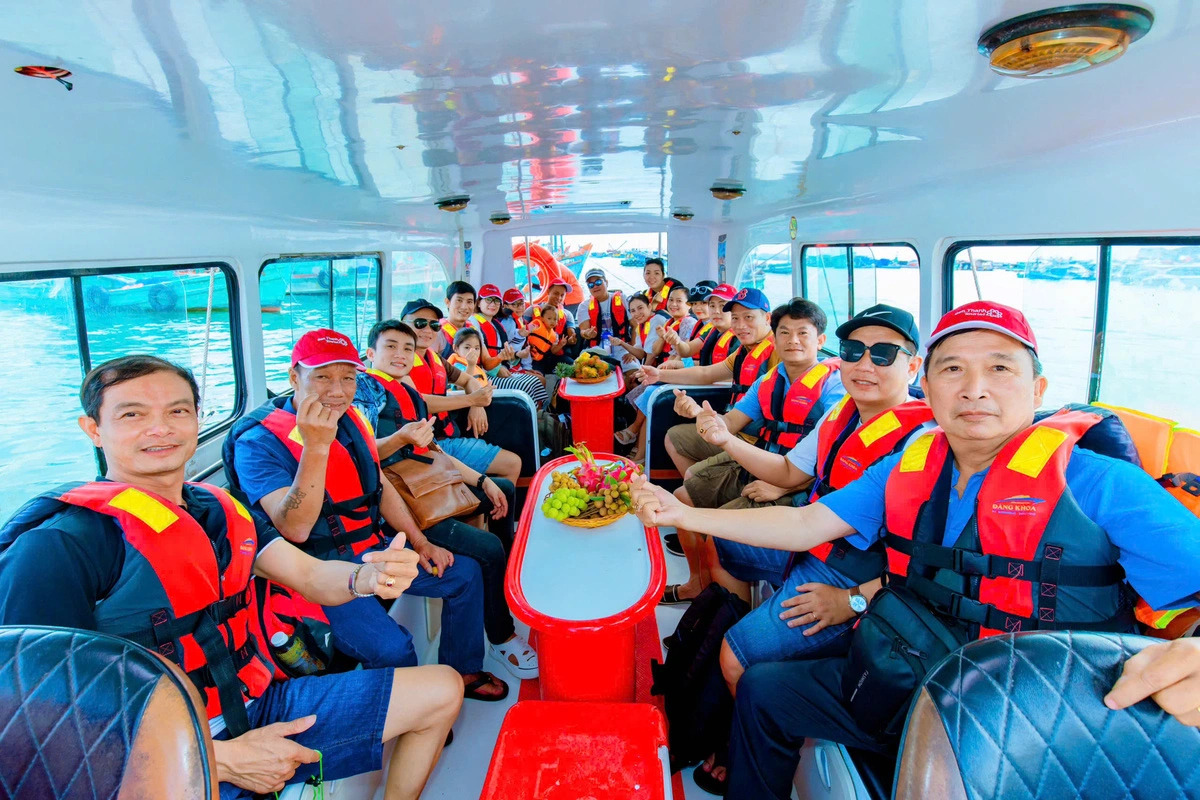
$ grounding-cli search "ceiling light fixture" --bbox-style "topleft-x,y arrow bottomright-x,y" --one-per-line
710,182 -> 746,201
978,4 -> 1152,78
435,194 -> 471,212
672,208 -> 695,221
489,212 -> 512,225
14,65 -> 73,90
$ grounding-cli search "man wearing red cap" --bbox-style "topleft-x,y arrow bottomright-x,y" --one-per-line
226,329 -> 509,701
632,301 -> 1200,799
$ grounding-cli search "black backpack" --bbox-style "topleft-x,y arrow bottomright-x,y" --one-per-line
651,583 -> 749,771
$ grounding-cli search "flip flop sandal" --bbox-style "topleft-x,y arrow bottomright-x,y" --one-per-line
692,760 -> 728,796
490,636 -> 539,679
663,532 -> 684,556
659,584 -> 692,605
464,672 -> 510,702
614,428 -> 638,445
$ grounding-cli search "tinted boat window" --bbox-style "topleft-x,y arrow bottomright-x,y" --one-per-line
391,251 -> 449,314
0,264 -> 240,516
949,245 -> 1099,407
260,255 -> 381,395
802,246 -> 850,346
1101,245 -> 1200,426
851,245 -> 921,324
737,244 -> 794,308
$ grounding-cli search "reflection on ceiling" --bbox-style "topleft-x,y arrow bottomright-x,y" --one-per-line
0,1 -> 1193,229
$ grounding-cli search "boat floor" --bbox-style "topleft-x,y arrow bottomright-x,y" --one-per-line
307,526 -> 724,800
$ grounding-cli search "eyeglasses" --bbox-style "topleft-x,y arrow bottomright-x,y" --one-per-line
839,339 -> 913,367
586,278 -> 605,288
410,319 -> 442,332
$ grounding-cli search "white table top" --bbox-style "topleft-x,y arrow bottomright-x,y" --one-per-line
518,459 -> 652,622
559,370 -> 622,398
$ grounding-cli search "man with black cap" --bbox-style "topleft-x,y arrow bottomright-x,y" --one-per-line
577,267 -> 629,349
633,300 -> 1200,799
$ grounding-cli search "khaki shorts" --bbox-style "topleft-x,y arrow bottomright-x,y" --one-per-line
683,451 -> 796,510
667,422 -> 724,466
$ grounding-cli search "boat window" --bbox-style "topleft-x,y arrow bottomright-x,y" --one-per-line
0,264 -> 239,516
947,243 -> 1100,408
1100,245 -> 1200,426
800,244 -> 918,349
391,251 -> 449,314
736,244 -> 794,307
260,255 -> 381,395
510,233 -> 664,299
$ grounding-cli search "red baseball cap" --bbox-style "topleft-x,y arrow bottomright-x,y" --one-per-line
926,301 -> 1038,355
547,277 -> 570,289
502,288 -> 526,303
710,283 -> 737,301
478,283 -> 502,300
291,328 -> 365,370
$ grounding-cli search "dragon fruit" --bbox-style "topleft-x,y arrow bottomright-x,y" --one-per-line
565,444 -> 607,491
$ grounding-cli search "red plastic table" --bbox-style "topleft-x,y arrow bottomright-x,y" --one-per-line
557,369 -> 625,453
480,701 -> 673,799
506,455 -> 666,703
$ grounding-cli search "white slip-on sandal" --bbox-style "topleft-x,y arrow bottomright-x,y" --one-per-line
489,634 -> 539,679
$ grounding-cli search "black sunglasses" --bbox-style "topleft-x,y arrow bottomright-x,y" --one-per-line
839,339 -> 913,367
410,319 -> 442,332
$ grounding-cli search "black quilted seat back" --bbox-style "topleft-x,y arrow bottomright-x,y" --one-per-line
481,389 -> 541,479
0,626 -> 216,800
644,384 -> 732,483
894,631 -> 1200,800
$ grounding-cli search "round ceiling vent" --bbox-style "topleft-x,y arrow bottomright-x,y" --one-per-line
710,183 -> 746,201
978,4 -> 1153,78
435,194 -> 470,212
489,212 -> 512,225
672,208 -> 695,221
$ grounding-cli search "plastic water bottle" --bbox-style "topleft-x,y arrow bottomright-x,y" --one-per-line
270,631 -> 325,675
600,330 -> 611,354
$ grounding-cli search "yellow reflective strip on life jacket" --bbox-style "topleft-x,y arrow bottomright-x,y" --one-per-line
230,494 -> 253,522
366,367 -> 394,383
899,433 -> 936,473
288,426 -> 305,446
800,363 -> 830,389
827,395 -> 851,422
859,410 -> 902,448
1006,426 -> 1070,479
751,339 -> 771,358
108,488 -> 179,534
350,405 -> 374,436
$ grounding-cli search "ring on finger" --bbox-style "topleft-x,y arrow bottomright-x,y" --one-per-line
385,578 -> 396,587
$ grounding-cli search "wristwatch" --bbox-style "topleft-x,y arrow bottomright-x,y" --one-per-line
476,474 -> 488,489
848,585 -> 868,614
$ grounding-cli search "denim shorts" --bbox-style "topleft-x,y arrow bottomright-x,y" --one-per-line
215,668 -> 393,799
439,435 -> 501,473
724,555 -> 858,669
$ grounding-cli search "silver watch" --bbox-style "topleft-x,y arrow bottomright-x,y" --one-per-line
848,586 -> 868,614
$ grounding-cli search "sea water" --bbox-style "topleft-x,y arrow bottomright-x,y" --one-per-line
0,256 -> 1195,518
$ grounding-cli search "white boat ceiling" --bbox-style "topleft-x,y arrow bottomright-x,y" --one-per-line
2,0 -> 1199,242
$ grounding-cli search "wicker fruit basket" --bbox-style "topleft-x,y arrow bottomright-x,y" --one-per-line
539,446 -> 640,529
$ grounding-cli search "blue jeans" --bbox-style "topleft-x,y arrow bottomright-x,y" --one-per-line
713,538 -> 790,586
215,667 -> 394,799
323,543 -> 485,674
440,435 -> 501,474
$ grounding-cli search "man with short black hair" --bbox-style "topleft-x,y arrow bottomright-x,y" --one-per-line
0,355 -> 461,799
440,280 -> 478,356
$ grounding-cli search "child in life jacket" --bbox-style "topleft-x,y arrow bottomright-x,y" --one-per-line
447,327 -> 491,386
526,304 -> 561,375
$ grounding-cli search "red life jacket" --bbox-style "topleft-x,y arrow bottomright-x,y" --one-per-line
439,319 -> 462,342
254,402 -> 387,560
409,349 -> 459,437
533,306 -> 567,335
471,313 -> 506,356
883,408 -> 1131,639
755,360 -> 839,454
656,316 -> 689,363
54,482 -> 274,736
694,321 -> 714,341
698,327 -> 737,367
648,279 -> 680,312
729,336 -> 775,405
585,291 -> 629,345
365,369 -> 433,468
794,398 -> 933,583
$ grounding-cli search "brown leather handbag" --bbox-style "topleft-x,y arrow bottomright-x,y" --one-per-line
382,444 -> 480,529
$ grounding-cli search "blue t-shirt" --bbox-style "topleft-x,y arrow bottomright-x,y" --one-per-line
821,446 -> 1200,611
732,364 -> 846,433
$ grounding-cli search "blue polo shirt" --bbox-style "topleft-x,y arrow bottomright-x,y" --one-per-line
821,446 -> 1200,611
732,363 -> 846,432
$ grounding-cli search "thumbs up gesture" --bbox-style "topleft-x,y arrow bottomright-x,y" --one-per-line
360,535 -> 420,598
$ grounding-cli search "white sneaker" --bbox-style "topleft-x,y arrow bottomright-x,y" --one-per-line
489,634 -> 539,679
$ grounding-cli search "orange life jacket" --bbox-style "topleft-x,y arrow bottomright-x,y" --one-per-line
729,336 -> 775,405
698,327 -> 737,367
254,402 -> 386,560
754,359 -> 836,453
448,353 -> 489,385
409,349 -> 459,437
533,306 -> 567,335
10,482 -> 276,736
884,408 -> 1132,639
585,291 -> 629,345
794,398 -> 933,583
525,317 -> 558,360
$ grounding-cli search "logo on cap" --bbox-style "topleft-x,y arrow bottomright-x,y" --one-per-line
317,334 -> 350,347
959,307 -> 1006,320
735,288 -> 749,300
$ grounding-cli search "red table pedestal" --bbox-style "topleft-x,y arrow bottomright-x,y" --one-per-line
506,455 -> 665,703
558,370 -> 625,453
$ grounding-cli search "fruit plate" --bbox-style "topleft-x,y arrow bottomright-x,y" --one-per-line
569,372 -> 612,384
562,507 -> 628,528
